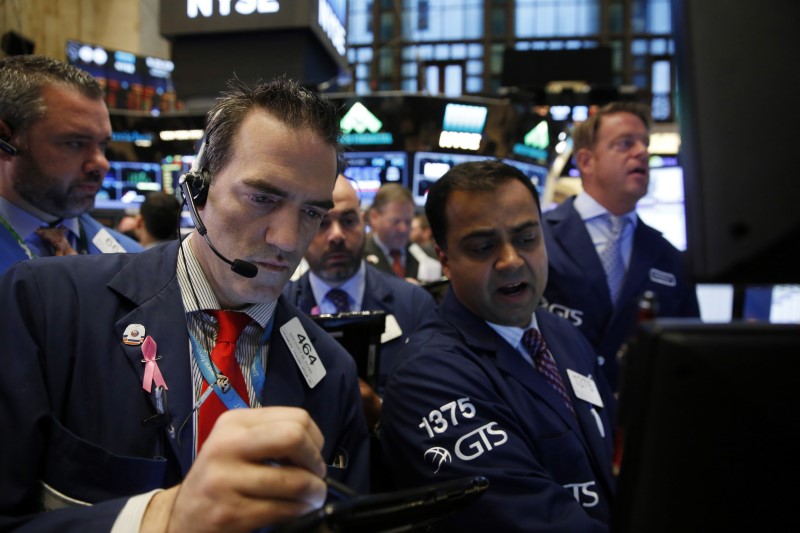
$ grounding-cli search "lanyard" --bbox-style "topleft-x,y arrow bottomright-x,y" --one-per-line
188,318 -> 273,411
0,212 -> 87,257
0,212 -> 35,259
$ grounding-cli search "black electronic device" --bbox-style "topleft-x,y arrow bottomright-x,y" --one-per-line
613,319 -> 800,532
0,138 -> 17,156
273,475 -> 489,533
672,0 -> 800,284
310,310 -> 386,389
178,139 -> 258,279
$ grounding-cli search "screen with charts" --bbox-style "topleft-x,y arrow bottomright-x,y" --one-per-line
342,151 -> 408,207
94,161 -> 162,211
411,151 -> 493,206
502,158 -> 549,198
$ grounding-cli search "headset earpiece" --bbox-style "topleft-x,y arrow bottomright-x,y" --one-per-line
0,138 -> 18,156
180,169 -> 210,207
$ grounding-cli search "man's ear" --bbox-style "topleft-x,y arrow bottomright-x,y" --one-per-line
574,148 -> 594,176
435,243 -> 449,277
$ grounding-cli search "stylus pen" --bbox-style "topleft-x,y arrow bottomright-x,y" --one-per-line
325,477 -> 359,500
264,460 -> 359,500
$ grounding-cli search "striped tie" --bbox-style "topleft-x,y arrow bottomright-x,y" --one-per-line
522,328 -> 575,415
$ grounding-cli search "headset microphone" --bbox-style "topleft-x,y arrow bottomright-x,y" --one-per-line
178,140 -> 258,279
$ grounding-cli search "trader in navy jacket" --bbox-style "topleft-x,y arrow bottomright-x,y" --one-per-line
284,174 -> 437,394
0,56 -> 141,275
542,102 -> 699,392
0,78 -> 369,532
381,160 -> 616,532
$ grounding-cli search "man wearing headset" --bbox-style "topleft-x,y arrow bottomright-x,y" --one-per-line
0,55 -> 142,274
0,75 -> 369,531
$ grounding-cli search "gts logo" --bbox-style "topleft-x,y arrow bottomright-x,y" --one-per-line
541,298 -> 584,326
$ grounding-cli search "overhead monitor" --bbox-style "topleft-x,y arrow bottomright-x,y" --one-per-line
411,151 -> 493,207
635,164 -> 686,252
342,151 -> 408,207
94,161 -> 163,212
501,158 -> 549,198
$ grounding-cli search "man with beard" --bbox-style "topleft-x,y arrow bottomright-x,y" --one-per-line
380,160 -> 616,531
0,77 -> 369,532
0,55 -> 142,273
285,174 -> 437,400
541,102 -> 699,393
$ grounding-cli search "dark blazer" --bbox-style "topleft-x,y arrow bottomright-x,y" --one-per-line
380,290 -> 616,532
541,197 -> 700,391
363,233 -> 421,279
284,263 -> 438,390
0,241 -> 369,531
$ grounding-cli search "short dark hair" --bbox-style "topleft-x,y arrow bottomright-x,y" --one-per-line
202,76 -> 343,183
425,160 -> 540,251
572,101 -> 651,153
0,55 -> 104,135
140,192 -> 181,241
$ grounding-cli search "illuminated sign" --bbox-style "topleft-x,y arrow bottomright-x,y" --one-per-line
525,121 -> 549,151
438,103 -> 487,151
340,102 -> 393,145
319,0 -> 346,56
442,103 -> 488,134
438,131 -> 482,151
187,0 -> 280,18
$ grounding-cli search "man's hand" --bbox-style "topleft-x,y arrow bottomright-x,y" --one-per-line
141,407 -> 327,533
358,378 -> 382,431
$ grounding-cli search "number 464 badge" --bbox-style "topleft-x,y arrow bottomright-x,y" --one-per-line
280,317 -> 327,388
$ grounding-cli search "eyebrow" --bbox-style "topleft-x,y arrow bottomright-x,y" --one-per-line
242,179 -> 334,211
460,220 -> 539,241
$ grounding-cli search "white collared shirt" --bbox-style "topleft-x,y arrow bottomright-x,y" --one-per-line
573,192 -> 637,269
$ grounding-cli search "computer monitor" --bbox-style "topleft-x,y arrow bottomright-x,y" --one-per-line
501,158 -> 549,198
94,161 -> 163,211
411,151 -> 493,207
613,319 -> 800,532
311,311 -> 386,389
635,164 -> 686,252
342,151 -> 409,208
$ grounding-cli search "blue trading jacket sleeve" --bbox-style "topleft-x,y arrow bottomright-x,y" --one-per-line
380,332 -> 610,532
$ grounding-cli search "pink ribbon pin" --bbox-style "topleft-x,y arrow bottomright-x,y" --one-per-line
141,336 -> 168,393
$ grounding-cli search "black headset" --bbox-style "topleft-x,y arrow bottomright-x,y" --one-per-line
177,136 -> 258,278
0,138 -> 18,156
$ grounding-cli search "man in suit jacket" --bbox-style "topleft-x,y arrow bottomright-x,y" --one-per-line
542,102 -> 699,392
364,182 -> 442,283
381,161 -> 616,531
0,77 -> 369,532
0,55 -> 141,275
284,175 -> 437,411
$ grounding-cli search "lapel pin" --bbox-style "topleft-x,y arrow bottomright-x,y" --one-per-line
123,323 -> 146,346
141,336 -> 168,393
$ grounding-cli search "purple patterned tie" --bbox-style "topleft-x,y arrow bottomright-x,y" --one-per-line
326,288 -> 351,313
522,328 -> 575,415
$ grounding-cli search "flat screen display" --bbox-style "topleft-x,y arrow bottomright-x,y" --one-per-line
411,151 -> 493,207
94,161 -> 163,211
342,151 -> 408,207
502,158 -> 549,198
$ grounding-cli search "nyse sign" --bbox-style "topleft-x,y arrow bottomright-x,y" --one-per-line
187,0 -> 280,18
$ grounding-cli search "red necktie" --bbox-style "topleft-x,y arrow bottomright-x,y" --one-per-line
390,249 -> 405,278
35,226 -> 77,256
197,310 -> 252,451
522,328 -> 575,415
